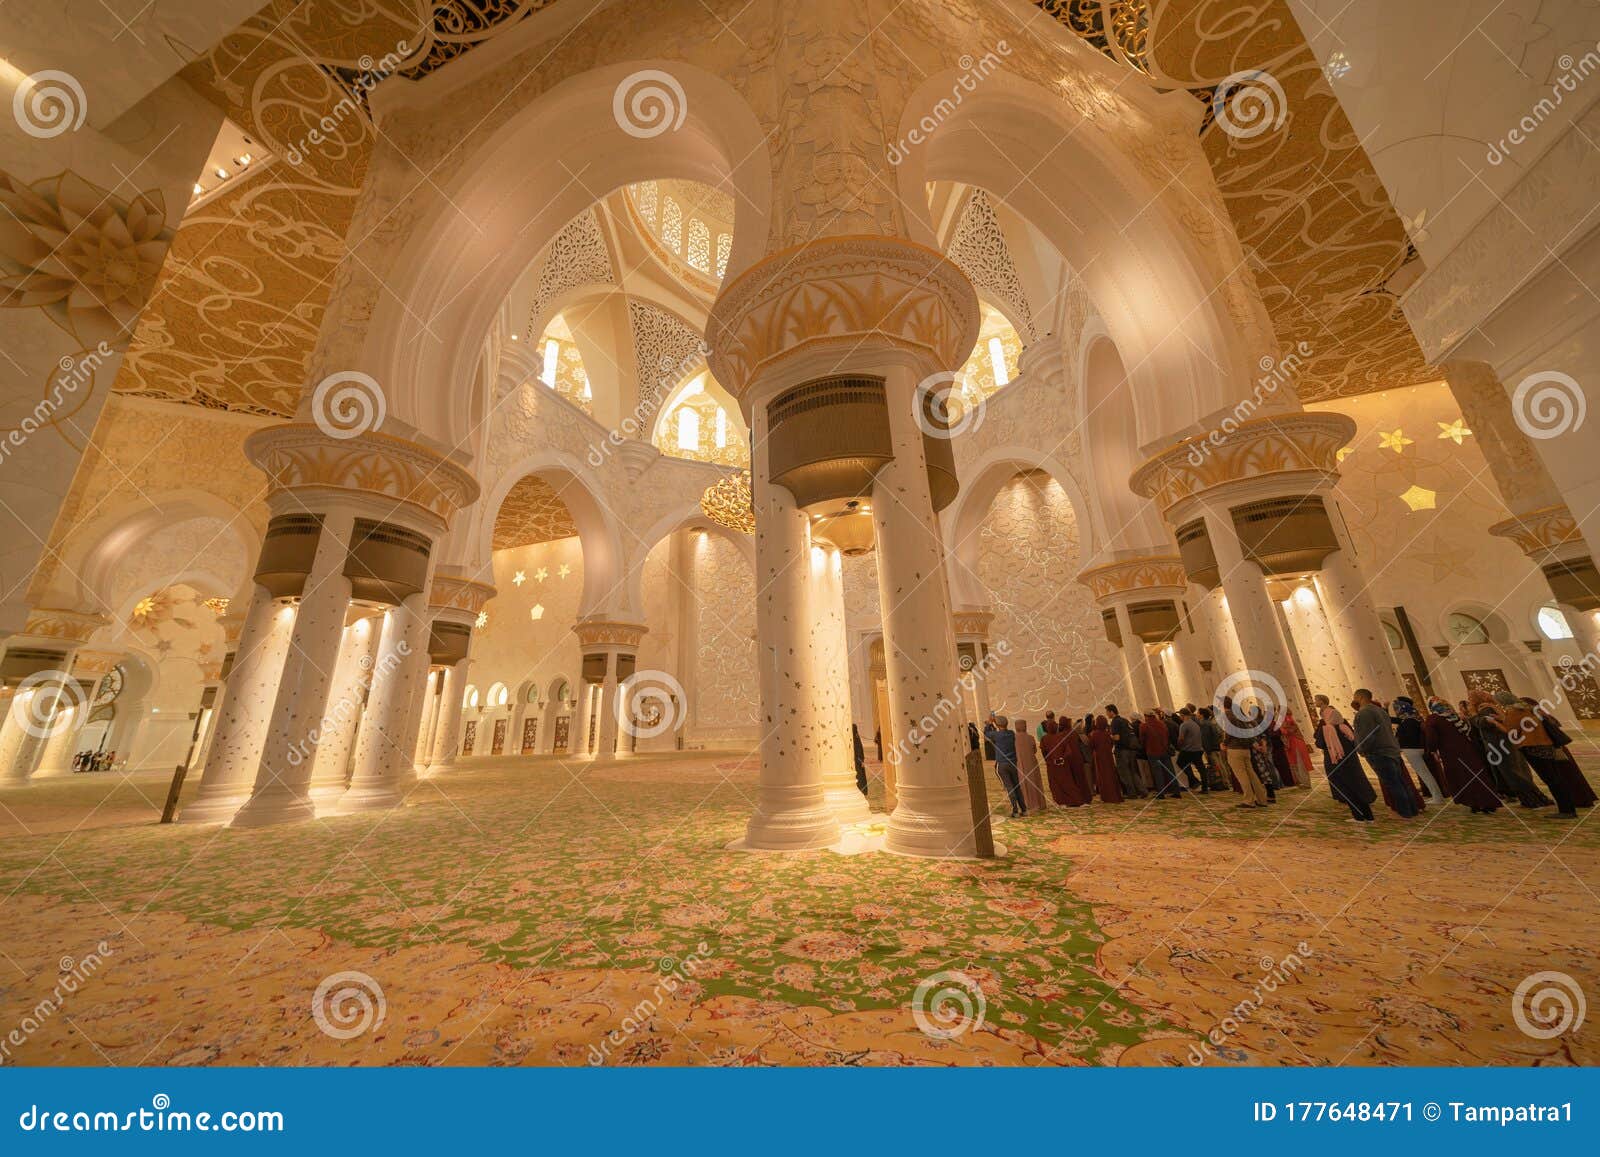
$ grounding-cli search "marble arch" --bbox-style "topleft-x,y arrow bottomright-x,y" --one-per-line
343,62 -> 773,451
894,68 -> 1274,444
622,505 -> 756,624
1080,333 -> 1170,553
944,445 -> 1092,609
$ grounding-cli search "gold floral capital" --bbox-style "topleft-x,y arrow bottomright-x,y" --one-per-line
22,608 -> 109,644
572,620 -> 648,650
428,575 -> 497,616
705,235 -> 979,399
245,424 -> 480,529
952,610 -> 996,639
1488,504 -> 1585,558
1076,556 -> 1189,604
70,650 -> 122,679
1130,413 -> 1355,516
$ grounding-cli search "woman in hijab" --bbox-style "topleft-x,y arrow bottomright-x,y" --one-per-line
1014,718 -> 1048,815
1391,696 -> 1447,805
1527,699 -> 1597,809
1066,713 -> 1096,800
1041,719 -> 1090,807
1314,703 -> 1377,821
1278,707 -> 1315,786
1467,690 -> 1551,807
1421,698 -> 1503,813
1488,691 -> 1580,818
1087,715 -> 1122,803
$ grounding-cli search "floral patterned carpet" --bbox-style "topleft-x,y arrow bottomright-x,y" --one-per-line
0,752 -> 1595,1066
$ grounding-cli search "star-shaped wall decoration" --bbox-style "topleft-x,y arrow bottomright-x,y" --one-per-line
1336,447 -> 1354,463
475,611 -> 488,629
1436,419 -> 1472,444
512,570 -> 526,586
1378,428 -> 1414,453
1398,484 -> 1437,512
557,564 -> 571,579
530,604 -> 545,621
534,568 -> 549,582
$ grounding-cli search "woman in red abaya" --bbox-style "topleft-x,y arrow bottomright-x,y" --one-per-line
1040,720 -> 1089,806
1421,698 -> 1502,813
1087,715 -> 1123,803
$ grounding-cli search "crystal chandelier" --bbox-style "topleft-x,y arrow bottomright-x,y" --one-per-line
700,471 -> 755,535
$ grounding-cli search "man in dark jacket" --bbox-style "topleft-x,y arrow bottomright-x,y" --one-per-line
984,716 -> 1025,817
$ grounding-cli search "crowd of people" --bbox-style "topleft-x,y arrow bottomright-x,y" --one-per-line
972,686 -> 1597,825
70,749 -> 116,774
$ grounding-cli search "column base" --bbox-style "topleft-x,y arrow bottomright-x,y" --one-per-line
731,782 -> 840,851
822,783 -> 872,825
885,784 -> 983,859
334,774 -> 416,813
229,788 -> 317,828
421,760 -> 456,779
176,788 -> 252,825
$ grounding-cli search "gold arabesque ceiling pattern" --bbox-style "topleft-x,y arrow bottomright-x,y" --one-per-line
492,474 -> 578,551
115,0 -> 1427,418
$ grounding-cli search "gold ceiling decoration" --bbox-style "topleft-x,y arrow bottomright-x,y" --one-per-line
701,472 -> 756,536
493,474 -> 578,550
1040,0 -> 1433,402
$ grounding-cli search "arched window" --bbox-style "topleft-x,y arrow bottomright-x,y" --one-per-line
541,339 -> 559,387
988,335 -> 1011,387
1382,621 -> 1405,650
676,407 -> 700,452
488,682 -> 509,708
662,197 -> 682,251
1538,604 -> 1575,640
636,180 -> 658,225
687,218 -> 711,271
463,685 -> 481,709
716,233 -> 731,278
1447,612 -> 1491,646
714,406 -> 728,448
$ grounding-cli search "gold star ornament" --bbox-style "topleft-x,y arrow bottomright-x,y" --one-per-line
1378,428 -> 1414,453
1436,419 -> 1472,444
1399,485 -> 1437,512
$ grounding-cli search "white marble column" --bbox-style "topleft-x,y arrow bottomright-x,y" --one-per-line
1204,507 -> 1300,720
232,513 -> 356,828
181,585 -> 294,824
1113,603 -> 1160,711
340,591 -> 430,812
1280,582 -> 1354,704
413,670 -> 442,771
737,403 -> 838,851
31,686 -> 88,778
592,657 -> 621,762
815,544 -> 870,824
1316,518 -> 1404,695
307,613 -> 380,803
877,366 -> 976,859
426,657 -> 470,776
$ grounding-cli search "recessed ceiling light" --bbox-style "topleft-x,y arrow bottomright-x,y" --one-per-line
235,153 -> 252,167
214,167 -> 229,180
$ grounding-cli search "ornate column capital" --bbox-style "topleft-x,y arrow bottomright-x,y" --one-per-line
428,570 -> 497,624
1129,412 -> 1355,519
572,619 -> 648,651
1075,555 -> 1188,607
245,423 -> 481,533
951,608 -> 995,640
18,607 -> 109,645
705,235 -> 979,401
1488,503 -> 1585,560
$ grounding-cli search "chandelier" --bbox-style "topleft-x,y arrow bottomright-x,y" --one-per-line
701,471 -> 755,535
